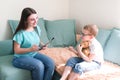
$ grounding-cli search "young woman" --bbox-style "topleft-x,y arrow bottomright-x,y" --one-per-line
12,7 -> 55,80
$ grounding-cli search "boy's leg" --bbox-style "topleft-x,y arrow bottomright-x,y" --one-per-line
60,66 -> 72,80
68,71 -> 80,80
60,57 -> 84,80
68,61 -> 101,80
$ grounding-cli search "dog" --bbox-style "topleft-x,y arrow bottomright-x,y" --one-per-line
69,40 -> 90,57
80,41 -> 90,57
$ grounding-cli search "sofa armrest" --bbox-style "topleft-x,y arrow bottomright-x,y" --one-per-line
0,40 -> 13,56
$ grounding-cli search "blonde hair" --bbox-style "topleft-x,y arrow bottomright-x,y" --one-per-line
83,24 -> 98,37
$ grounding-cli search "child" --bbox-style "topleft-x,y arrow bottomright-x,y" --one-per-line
60,24 -> 104,80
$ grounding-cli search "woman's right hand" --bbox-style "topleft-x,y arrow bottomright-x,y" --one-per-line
31,45 -> 39,51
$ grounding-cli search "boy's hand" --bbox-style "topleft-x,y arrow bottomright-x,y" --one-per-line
79,44 -> 83,51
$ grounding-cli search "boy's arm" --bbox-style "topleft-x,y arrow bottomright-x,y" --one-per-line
77,44 -> 95,62
68,46 -> 78,55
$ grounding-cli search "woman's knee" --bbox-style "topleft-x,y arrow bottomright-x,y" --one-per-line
34,61 -> 45,70
47,59 -> 55,69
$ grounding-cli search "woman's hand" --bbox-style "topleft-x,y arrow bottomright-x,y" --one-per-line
31,45 -> 39,51
39,44 -> 48,50
42,45 -> 47,50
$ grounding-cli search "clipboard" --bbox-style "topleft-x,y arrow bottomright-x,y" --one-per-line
39,37 -> 54,50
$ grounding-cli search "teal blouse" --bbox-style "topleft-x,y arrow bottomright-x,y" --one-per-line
13,26 -> 41,57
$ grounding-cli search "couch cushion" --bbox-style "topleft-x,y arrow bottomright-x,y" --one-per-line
8,20 -> 19,34
45,19 -> 76,47
0,55 -> 31,80
96,28 -> 112,49
0,40 -> 13,56
104,28 -> 120,65
8,18 -> 50,45
37,18 -> 50,44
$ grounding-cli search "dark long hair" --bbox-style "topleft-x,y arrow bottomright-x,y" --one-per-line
14,7 -> 37,35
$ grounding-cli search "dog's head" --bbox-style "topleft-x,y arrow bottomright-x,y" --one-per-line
80,41 -> 89,48
80,41 -> 90,56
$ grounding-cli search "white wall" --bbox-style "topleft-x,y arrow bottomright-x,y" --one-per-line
0,0 -> 69,40
1,0 -> 120,40
69,0 -> 120,33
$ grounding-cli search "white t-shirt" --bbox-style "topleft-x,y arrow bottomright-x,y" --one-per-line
89,37 -> 104,63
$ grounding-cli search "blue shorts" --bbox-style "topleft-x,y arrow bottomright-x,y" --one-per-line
66,57 -> 101,75
66,57 -> 84,67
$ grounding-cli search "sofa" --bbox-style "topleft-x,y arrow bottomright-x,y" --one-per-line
0,18 -> 120,80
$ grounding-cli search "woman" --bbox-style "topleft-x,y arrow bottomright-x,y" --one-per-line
12,7 -> 55,80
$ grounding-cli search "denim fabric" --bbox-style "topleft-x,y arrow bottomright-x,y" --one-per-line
12,53 -> 55,80
66,57 -> 101,75
73,61 -> 101,74
66,57 -> 84,68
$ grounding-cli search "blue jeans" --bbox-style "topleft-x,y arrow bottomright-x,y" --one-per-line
66,57 -> 101,75
12,53 -> 55,80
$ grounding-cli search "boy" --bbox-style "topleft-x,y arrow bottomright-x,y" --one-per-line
60,24 -> 104,80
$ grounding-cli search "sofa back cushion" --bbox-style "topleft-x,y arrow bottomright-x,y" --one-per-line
37,18 -> 50,44
104,28 -> 120,65
96,28 -> 112,49
8,20 -> 19,34
0,40 -> 13,56
45,19 -> 77,47
8,18 -> 50,44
